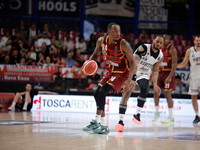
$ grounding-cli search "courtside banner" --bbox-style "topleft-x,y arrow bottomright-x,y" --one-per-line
32,95 -> 199,116
0,65 -> 58,83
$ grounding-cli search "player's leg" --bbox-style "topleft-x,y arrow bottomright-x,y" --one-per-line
115,91 -> 132,132
152,91 -> 161,121
22,91 -> 31,111
191,95 -> 200,123
187,77 -> 200,123
161,90 -> 174,123
83,72 -> 112,132
152,74 -> 163,121
132,79 -> 149,125
8,92 -> 23,111
92,83 -> 114,134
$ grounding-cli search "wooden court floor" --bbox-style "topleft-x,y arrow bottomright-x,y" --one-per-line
0,111 -> 200,150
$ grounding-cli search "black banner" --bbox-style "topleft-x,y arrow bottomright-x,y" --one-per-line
38,0 -> 80,17
0,0 -> 31,15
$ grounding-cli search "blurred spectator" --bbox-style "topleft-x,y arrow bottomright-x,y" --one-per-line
3,55 -> 10,64
85,77 -> 94,90
63,32 -> 74,51
55,57 -> 67,67
1,38 -> 12,54
40,43 -> 50,57
37,52 -> 45,65
17,20 -> 27,41
76,35 -> 87,53
26,51 -> 33,65
0,48 -> 5,63
74,48 -> 81,61
66,50 -> 75,68
60,45 -> 68,57
0,30 -> 10,48
29,44 -> 37,61
18,57 -> 26,65
30,59 -> 37,66
98,30 -> 105,38
135,36 -> 147,50
43,56 -> 55,67
54,31 -> 63,50
42,23 -> 51,38
36,31 -> 51,51
50,46 -> 61,64
28,22 -> 37,44
172,74 -> 188,94
76,53 -> 85,67
10,49 -> 20,64
18,40 -> 28,58
125,33 -> 135,52
86,33 -> 97,54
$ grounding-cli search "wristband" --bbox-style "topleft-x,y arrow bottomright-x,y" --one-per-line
132,74 -> 137,81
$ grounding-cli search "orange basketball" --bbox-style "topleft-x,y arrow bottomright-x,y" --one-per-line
82,60 -> 98,76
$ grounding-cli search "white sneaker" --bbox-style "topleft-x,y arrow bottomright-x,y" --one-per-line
8,106 -> 15,111
161,117 -> 174,124
152,112 -> 160,122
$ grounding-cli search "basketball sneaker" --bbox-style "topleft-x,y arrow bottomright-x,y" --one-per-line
132,113 -> 142,125
193,115 -> 200,124
115,120 -> 124,132
152,112 -> 160,122
82,120 -> 100,131
161,117 -> 174,124
93,125 -> 110,134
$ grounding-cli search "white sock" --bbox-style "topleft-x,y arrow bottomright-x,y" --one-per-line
168,108 -> 173,118
135,107 -> 142,115
95,114 -> 101,123
155,106 -> 159,113
101,117 -> 106,126
119,114 -> 124,121
195,111 -> 199,116
8,102 -> 16,110
23,102 -> 28,110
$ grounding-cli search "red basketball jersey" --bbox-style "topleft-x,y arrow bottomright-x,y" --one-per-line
101,36 -> 129,73
159,43 -> 174,71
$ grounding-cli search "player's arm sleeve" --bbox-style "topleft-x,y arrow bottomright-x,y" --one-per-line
134,44 -> 147,58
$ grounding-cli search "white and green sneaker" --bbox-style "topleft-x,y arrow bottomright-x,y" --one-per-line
161,117 -> 174,124
152,112 -> 160,122
82,120 -> 100,131
92,125 -> 110,134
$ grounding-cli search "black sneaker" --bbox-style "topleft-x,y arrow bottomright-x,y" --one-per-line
193,115 -> 200,124
132,113 -> 142,125
115,120 -> 124,132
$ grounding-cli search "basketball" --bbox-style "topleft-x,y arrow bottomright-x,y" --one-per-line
82,60 -> 98,76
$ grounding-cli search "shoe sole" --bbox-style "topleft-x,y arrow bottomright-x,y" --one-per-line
93,130 -> 110,134
115,124 -> 124,132
161,121 -> 174,124
132,117 -> 142,125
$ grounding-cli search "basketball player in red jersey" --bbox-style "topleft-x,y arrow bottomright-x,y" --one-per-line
153,34 -> 177,123
82,22 -> 136,134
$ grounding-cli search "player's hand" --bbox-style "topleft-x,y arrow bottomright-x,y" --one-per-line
122,79 -> 136,93
153,84 -> 161,96
165,77 -> 171,85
